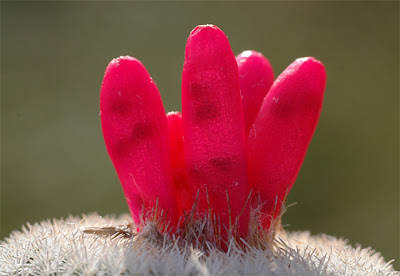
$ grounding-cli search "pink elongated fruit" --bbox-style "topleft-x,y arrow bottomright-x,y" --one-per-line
247,57 -> 326,229
236,51 -> 274,136
166,111 -> 190,215
100,56 -> 178,228
182,25 -> 249,237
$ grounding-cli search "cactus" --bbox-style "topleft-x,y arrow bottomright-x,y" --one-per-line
2,24 -> 396,275
1,214 -> 397,275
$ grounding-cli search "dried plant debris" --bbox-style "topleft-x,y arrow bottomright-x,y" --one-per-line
1,213 -> 397,276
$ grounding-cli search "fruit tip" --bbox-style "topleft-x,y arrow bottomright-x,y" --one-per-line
189,24 -> 226,39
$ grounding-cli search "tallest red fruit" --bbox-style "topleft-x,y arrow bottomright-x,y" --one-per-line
181,25 -> 250,237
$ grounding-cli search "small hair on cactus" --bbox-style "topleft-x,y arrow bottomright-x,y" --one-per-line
99,24 -> 326,243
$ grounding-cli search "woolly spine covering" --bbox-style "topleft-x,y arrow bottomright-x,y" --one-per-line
1,214 -> 397,276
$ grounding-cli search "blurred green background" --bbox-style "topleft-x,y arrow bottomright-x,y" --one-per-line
1,1 -> 398,269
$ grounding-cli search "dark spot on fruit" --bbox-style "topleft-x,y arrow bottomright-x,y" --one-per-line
190,83 -> 212,100
210,156 -> 236,172
109,93 -> 132,116
194,103 -> 219,121
112,122 -> 157,157
189,83 -> 221,121
131,122 -> 156,141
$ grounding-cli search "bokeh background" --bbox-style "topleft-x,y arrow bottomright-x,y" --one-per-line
2,1 -> 398,269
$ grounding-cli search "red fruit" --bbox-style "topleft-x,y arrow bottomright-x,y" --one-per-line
166,111 -> 190,215
247,57 -> 326,229
236,51 -> 274,136
182,25 -> 250,237
100,56 -> 178,228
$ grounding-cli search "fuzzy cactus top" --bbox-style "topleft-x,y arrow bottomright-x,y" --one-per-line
1,214 -> 397,276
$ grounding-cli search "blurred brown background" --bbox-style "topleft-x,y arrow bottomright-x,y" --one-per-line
1,1 -> 398,269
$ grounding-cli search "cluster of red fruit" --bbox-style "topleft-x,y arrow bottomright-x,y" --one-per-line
100,25 -> 326,239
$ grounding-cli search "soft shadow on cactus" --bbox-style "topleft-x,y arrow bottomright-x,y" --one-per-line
1,24 -> 398,275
